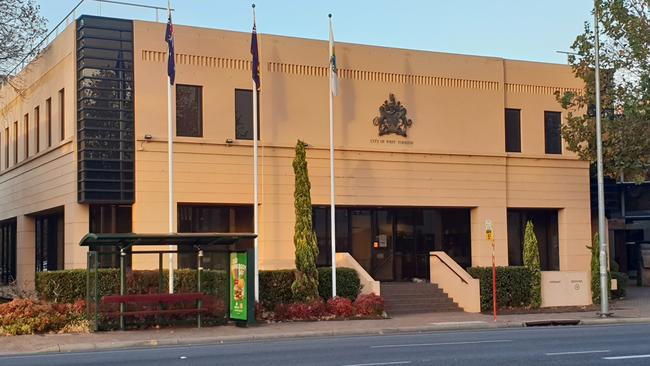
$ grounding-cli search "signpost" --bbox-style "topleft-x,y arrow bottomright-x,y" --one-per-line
229,251 -> 255,325
485,219 -> 497,322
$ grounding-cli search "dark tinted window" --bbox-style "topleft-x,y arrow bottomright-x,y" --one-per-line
46,98 -> 52,148
0,220 -> 17,285
176,85 -> 203,137
35,212 -> 64,272
544,111 -> 562,154
507,209 -> 559,271
235,89 -> 260,140
89,205 -> 132,268
505,109 -> 521,153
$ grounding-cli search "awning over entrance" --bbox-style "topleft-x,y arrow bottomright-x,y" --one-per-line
79,232 -> 257,248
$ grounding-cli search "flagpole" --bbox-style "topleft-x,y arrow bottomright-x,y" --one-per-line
328,14 -> 337,298
167,0 -> 175,294
252,3 -> 260,302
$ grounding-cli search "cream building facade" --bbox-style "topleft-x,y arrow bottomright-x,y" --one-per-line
0,15 -> 592,308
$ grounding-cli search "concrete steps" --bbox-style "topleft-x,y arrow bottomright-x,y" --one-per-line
381,282 -> 463,315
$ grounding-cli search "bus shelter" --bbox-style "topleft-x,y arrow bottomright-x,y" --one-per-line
80,232 -> 257,330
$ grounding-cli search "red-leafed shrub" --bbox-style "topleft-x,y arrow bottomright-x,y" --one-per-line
353,293 -> 384,317
285,299 -> 327,320
327,297 -> 353,318
0,298 -> 89,336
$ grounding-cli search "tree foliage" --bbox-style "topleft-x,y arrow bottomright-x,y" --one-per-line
557,0 -> 650,182
523,221 -> 541,309
0,0 -> 47,75
291,140 -> 319,302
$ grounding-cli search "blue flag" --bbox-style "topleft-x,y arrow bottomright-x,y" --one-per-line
165,14 -> 175,85
251,20 -> 260,90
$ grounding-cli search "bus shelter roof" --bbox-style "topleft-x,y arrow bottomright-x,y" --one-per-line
79,232 -> 257,248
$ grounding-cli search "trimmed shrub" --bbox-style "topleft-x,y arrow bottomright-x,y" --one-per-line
523,220 -> 541,308
611,271 -> 628,299
259,270 -> 295,310
317,267 -> 362,301
36,269 -> 228,304
353,293 -> 384,317
292,140 -> 320,301
327,297 -> 354,318
0,298 -> 88,336
467,266 -> 534,311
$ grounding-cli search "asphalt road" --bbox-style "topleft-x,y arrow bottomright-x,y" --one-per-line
2,323 -> 650,366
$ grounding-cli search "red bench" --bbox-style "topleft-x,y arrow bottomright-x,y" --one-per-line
101,292 -> 210,318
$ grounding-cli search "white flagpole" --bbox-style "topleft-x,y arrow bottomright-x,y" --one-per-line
252,4 -> 260,302
167,0 -> 175,294
328,14 -> 337,298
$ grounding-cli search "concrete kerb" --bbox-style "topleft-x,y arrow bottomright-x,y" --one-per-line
8,317 -> 650,356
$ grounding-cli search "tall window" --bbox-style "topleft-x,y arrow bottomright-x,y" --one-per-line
235,89 -> 260,140
13,121 -> 17,165
34,106 -> 40,153
507,209 -> 560,271
59,88 -> 65,141
0,219 -> 17,285
89,205 -> 133,268
176,85 -> 203,137
35,212 -> 64,272
505,108 -> 521,153
23,113 -> 29,159
45,98 -> 52,148
4,127 -> 8,168
544,111 -> 562,154
177,204 -> 253,269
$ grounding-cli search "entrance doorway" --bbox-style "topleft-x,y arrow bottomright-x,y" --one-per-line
313,207 -> 472,281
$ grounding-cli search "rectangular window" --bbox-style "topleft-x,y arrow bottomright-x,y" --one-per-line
23,113 -> 29,159
45,98 -> 52,148
89,205 -> 133,268
13,121 -> 17,165
59,88 -> 65,141
4,127 -> 8,169
0,219 -> 17,285
235,89 -> 260,140
175,85 -> 203,137
544,111 -> 562,154
507,209 -> 560,271
35,212 -> 64,272
34,106 -> 40,153
505,108 -> 521,153
177,204 -> 253,269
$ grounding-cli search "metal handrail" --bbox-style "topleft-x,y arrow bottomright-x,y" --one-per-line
430,253 -> 468,284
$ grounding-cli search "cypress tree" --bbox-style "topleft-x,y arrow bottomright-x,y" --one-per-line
589,233 -> 611,304
291,140 -> 319,302
523,220 -> 541,308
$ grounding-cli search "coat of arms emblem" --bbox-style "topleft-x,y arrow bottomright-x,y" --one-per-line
372,93 -> 413,137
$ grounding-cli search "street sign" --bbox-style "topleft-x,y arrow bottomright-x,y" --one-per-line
485,219 -> 494,241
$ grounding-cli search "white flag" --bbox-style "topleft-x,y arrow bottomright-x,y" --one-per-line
329,18 -> 338,97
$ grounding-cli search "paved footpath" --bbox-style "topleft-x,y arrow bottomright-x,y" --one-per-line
1,285 -> 649,356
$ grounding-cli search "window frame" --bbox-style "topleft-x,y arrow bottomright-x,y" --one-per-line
544,111 -> 562,155
234,88 -> 261,141
175,84 -> 204,138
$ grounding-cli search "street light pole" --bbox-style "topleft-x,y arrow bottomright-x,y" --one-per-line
594,0 -> 610,317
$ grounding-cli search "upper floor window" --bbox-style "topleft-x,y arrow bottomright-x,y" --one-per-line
12,121 -> 17,165
235,89 -> 260,140
23,113 -> 29,159
34,106 -> 40,153
45,98 -> 52,148
59,89 -> 65,141
505,108 -> 521,153
544,111 -> 562,154
176,84 -> 203,137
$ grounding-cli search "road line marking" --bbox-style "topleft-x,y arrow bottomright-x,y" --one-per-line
370,339 -> 511,348
546,350 -> 610,356
603,354 -> 650,360
342,362 -> 411,366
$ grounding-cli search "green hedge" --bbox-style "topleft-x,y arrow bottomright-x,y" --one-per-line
36,269 -> 228,304
37,267 -> 361,309
611,271 -> 628,299
467,266 -> 534,311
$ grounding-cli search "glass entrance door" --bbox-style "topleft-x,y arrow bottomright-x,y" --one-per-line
372,210 -> 394,281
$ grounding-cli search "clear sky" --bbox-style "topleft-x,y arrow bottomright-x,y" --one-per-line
37,0 -> 594,64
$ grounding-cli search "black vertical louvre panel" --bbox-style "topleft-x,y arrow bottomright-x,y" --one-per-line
77,16 -> 135,203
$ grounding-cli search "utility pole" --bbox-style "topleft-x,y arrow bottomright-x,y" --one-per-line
594,0 -> 610,317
